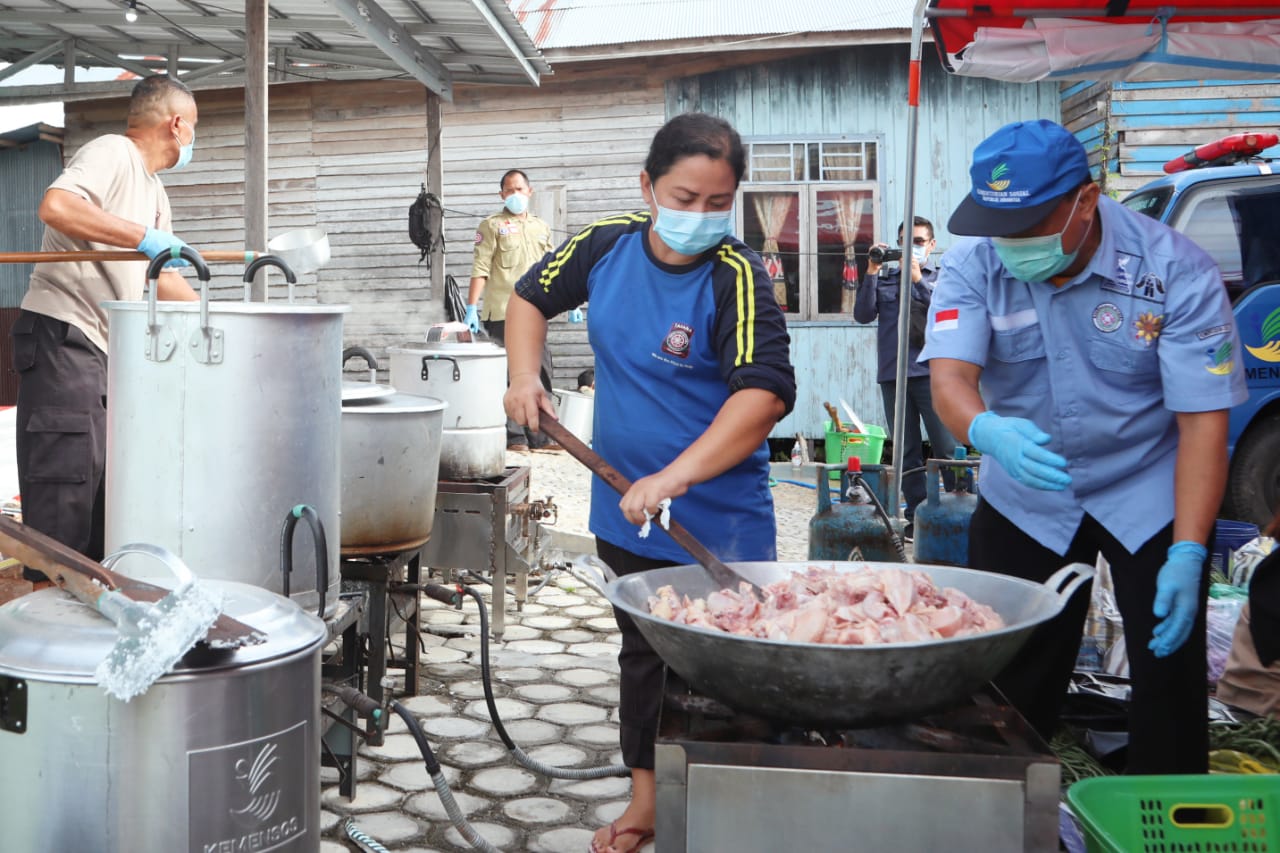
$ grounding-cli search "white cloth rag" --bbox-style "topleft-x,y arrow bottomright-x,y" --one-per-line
637,498 -> 672,539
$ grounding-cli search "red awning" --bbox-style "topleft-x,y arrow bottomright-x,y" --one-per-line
928,0 -> 1280,82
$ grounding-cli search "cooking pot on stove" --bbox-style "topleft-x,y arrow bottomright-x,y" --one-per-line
389,340 -> 507,479
104,253 -> 344,616
0,547 -> 327,852
588,559 -> 1094,727
341,347 -> 446,551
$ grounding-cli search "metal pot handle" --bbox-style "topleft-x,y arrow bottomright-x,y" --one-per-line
101,541 -> 199,592
242,254 -> 299,304
146,246 -> 211,363
1042,562 -> 1096,608
419,354 -> 461,382
343,346 -> 380,384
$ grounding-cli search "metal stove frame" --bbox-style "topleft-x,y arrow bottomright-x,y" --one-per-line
654,675 -> 1060,852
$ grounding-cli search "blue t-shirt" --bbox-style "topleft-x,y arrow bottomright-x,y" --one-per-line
515,212 -> 796,562
921,196 -> 1249,555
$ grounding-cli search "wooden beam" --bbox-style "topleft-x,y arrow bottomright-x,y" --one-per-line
0,10 -> 497,37
328,0 -> 453,100
245,0 -> 269,302
426,89 -> 444,296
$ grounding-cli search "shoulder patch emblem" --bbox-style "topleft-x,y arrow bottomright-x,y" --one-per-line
1196,323 -> 1231,341
661,322 -> 693,359
1206,339 -> 1235,375
474,231 -> 483,245
1092,302 -> 1123,333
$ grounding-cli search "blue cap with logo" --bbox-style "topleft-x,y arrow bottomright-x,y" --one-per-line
949,119 -> 1091,237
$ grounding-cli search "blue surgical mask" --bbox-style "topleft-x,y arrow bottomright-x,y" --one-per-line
653,204 -> 734,256
504,193 -> 529,215
171,117 -> 195,170
911,244 -> 929,265
991,190 -> 1083,282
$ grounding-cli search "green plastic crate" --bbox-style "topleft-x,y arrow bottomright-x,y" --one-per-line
824,421 -> 886,480
1067,774 -> 1279,853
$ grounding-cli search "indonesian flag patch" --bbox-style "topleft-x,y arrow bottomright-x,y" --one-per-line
933,307 -> 959,332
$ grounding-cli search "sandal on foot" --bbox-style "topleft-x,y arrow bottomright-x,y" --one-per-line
589,821 -> 655,853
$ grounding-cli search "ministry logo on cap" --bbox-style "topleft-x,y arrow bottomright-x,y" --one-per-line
949,120 -> 1091,237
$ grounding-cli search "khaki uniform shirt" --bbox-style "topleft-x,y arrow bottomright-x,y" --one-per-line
469,210 -> 553,322
22,134 -> 173,353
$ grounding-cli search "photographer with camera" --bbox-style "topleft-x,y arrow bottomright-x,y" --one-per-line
853,216 -> 958,539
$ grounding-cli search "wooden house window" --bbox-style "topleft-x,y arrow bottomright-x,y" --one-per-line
739,138 -> 880,321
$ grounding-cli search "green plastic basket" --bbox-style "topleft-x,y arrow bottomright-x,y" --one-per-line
1067,774 -> 1280,853
824,421 -> 886,480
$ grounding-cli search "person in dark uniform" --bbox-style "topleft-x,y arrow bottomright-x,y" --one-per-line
503,113 -> 795,853
14,75 -> 199,585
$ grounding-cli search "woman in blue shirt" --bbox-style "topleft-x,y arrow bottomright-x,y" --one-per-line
505,113 -> 795,853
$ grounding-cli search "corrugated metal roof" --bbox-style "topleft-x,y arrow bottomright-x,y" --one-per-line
0,0 -> 549,105
508,0 -> 911,50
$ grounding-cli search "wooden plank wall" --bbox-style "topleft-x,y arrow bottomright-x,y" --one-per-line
1062,79 -> 1280,199
64,81 -> 442,364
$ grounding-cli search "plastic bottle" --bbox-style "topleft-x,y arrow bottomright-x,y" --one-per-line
791,441 -> 803,468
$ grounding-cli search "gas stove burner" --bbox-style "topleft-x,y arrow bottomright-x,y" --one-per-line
439,464 -> 530,487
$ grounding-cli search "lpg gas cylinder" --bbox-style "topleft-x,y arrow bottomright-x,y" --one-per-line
912,454 -> 982,567
808,459 -> 904,562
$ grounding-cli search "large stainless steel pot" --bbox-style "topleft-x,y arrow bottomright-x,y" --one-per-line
0,561 -> 328,851
104,253 -> 345,615
600,560 -> 1093,726
341,348 -> 447,550
389,340 -> 506,479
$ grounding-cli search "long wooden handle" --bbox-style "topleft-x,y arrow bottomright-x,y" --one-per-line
0,250 -> 264,264
537,414 -> 756,593
0,514 -> 262,646
824,401 -> 844,432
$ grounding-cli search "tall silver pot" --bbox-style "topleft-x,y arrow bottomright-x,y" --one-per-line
0,560 -> 328,852
389,340 -> 507,479
104,253 -> 345,614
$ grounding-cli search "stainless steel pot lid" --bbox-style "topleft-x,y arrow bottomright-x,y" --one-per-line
341,392 -> 448,414
389,341 -> 506,358
341,380 -> 398,402
0,580 -> 327,682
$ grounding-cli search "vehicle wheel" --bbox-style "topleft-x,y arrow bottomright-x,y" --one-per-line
1227,413 -> 1280,527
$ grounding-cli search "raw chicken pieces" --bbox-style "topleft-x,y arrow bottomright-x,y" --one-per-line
647,565 -> 1005,645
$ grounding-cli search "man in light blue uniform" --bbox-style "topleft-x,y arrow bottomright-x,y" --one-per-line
923,120 -> 1247,773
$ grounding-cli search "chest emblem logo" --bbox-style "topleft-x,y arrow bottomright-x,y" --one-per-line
1206,340 -> 1235,375
1136,272 -> 1166,302
661,322 -> 693,359
1134,311 -> 1164,346
1092,302 -> 1123,333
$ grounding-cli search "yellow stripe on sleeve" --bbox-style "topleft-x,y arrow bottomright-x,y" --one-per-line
537,212 -> 650,292
717,245 -> 757,366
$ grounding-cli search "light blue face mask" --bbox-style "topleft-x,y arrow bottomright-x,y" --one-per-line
503,192 -> 529,215
991,190 -> 1083,282
653,204 -> 734,256
171,117 -> 195,171
911,244 -> 929,265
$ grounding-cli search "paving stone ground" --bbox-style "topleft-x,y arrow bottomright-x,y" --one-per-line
319,449 -> 820,851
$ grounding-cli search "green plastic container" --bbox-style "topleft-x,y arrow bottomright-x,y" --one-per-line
1067,774 -> 1280,853
824,421 -> 886,480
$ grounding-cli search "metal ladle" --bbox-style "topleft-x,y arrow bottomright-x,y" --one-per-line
537,413 -> 763,595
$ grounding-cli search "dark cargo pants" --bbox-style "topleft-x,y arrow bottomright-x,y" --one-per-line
12,310 -> 108,580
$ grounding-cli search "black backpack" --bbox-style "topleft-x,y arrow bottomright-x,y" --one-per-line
409,184 -> 441,263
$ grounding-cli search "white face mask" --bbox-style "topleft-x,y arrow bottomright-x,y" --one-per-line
170,116 -> 195,170
911,244 -> 929,265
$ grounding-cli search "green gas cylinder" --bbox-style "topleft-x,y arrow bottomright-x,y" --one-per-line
808,458 -> 905,562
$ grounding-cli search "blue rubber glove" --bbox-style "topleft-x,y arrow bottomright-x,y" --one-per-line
568,308 -> 584,324
967,411 -> 1072,491
1150,540 -> 1207,658
464,303 -> 481,334
136,227 -> 191,268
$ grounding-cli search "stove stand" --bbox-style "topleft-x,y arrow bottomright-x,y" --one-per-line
655,674 -> 1060,852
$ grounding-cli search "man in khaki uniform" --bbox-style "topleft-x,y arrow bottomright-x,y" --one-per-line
14,75 -> 199,583
467,169 -> 560,451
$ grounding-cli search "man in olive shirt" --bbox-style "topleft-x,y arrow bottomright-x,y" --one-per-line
468,169 -> 559,451
14,75 -> 199,582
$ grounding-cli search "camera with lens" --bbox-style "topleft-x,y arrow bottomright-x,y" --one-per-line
868,246 -> 902,264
